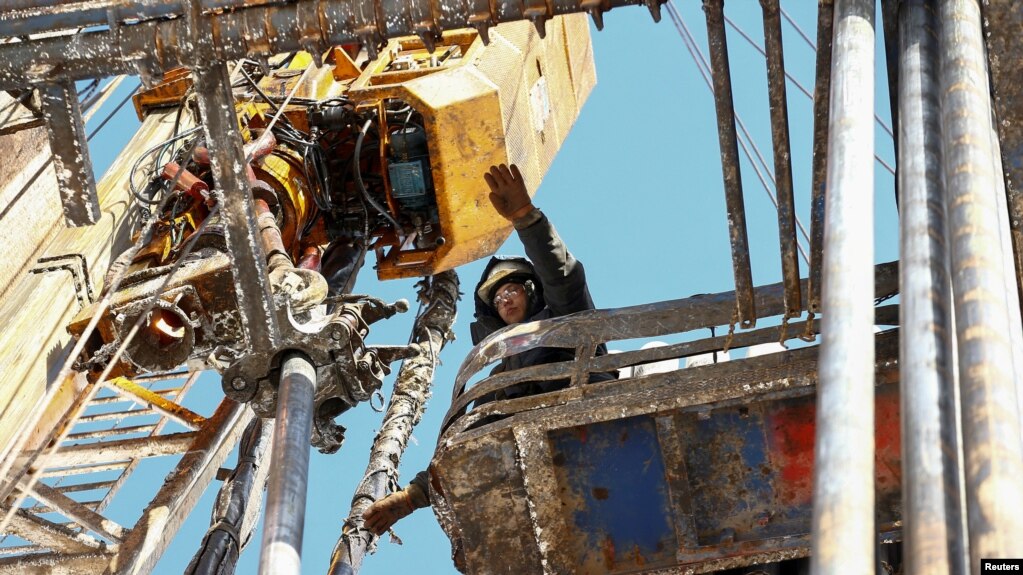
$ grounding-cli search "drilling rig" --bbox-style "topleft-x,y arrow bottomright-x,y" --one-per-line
2,1 -> 1023,575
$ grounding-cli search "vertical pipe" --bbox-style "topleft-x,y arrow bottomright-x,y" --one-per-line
703,0 -> 756,329
897,1 -> 965,573
810,0 -> 875,573
989,117 -> 1023,455
329,271 -> 460,575
807,0 -> 834,315
938,0 -> 1023,566
760,0 -> 802,318
258,352 -> 317,575
193,62 -> 279,354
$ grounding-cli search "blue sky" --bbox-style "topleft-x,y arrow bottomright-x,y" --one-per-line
82,2 -> 899,573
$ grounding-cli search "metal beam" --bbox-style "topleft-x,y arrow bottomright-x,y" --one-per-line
807,0 -> 834,315
760,0 -> 802,319
39,432 -> 198,469
811,1 -> 876,574
0,551 -> 113,575
192,62 -> 279,355
38,79 -> 99,227
3,509 -> 112,555
21,481 -> 125,543
0,0 -> 656,89
703,0 -> 756,328
108,399 -> 252,575
104,377 -> 206,430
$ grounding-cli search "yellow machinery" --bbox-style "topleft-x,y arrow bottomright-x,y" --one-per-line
67,18 -> 594,379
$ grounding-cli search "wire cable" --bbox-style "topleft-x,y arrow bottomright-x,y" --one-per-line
354,117 -> 404,239
719,11 -> 897,174
666,1 -> 811,263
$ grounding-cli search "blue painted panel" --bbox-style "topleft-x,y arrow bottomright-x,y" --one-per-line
550,415 -> 677,573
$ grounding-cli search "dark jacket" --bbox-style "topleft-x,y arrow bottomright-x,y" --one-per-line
469,210 -> 613,397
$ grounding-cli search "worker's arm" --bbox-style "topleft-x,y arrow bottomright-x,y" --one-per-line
484,163 -> 595,317
362,470 -> 431,535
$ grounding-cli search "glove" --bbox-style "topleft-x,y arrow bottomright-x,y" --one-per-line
484,164 -> 534,222
363,486 -> 423,535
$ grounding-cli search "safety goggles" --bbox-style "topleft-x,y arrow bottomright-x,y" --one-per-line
492,284 -> 524,307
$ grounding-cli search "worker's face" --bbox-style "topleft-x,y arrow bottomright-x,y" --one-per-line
493,282 -> 528,325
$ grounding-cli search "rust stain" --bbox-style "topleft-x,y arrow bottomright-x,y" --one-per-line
630,544 -> 646,566
592,487 -> 609,500
601,535 -> 616,570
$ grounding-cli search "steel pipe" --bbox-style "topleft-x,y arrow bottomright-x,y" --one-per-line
703,0 -> 756,328
896,2 -> 965,573
938,0 -> 1023,565
807,0 -> 834,316
258,352 -> 317,575
810,0 -> 875,573
760,0 -> 801,319
989,113 -> 1023,456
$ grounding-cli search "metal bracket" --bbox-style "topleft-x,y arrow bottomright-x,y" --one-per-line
30,253 -> 94,310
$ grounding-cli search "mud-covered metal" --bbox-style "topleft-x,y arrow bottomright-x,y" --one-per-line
432,317 -> 901,574
703,0 -> 756,329
330,270 -> 459,575
221,293 -> 409,453
38,79 -> 99,227
807,0 -> 833,315
442,261 -> 898,430
0,0 -> 656,89
760,0 -> 801,320
194,62 -> 281,357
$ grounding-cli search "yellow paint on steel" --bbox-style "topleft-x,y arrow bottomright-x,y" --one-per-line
105,376 -> 207,429
349,16 -> 596,280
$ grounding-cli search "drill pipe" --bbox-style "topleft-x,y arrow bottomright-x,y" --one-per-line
896,1 -> 965,573
329,270 -> 459,575
810,0 -> 876,573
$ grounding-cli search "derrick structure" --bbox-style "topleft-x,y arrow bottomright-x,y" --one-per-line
0,1 -> 1021,575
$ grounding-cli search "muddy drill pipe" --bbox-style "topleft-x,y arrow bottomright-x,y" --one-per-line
329,270 -> 460,575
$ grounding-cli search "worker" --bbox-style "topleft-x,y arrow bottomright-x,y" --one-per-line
362,162 -> 612,543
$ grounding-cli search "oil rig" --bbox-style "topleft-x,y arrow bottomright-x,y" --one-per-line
0,1 -> 1022,574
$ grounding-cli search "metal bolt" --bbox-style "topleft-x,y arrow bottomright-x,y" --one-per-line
331,329 -> 342,341
231,377 -> 246,391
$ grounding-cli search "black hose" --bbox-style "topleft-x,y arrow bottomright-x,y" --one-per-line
353,118 -> 403,239
128,126 -> 203,204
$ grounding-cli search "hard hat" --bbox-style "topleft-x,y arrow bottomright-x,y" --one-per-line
476,260 -> 534,303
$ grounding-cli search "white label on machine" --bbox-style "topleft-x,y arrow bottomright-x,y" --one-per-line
529,76 -> 551,134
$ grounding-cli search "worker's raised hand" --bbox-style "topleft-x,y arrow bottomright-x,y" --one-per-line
362,490 -> 415,535
484,163 -> 533,222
